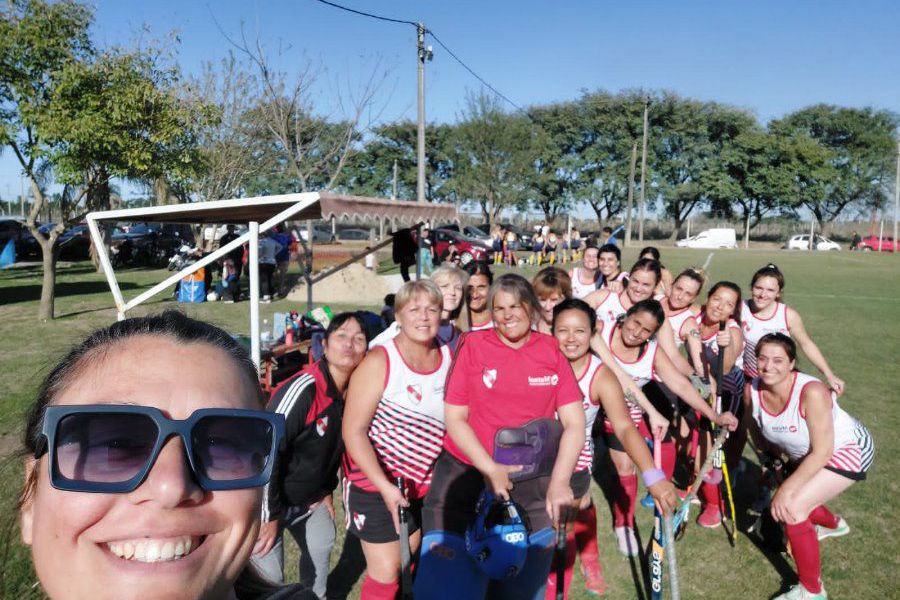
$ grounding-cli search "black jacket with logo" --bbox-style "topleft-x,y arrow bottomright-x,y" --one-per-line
263,360 -> 345,522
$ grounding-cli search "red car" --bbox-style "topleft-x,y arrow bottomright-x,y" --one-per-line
431,228 -> 493,265
857,236 -> 895,252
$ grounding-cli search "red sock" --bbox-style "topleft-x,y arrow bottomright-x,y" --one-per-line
785,519 -> 822,593
808,505 -> 840,529
360,575 -> 399,600
545,531 -> 577,600
700,481 -> 720,509
611,474 -> 638,527
660,440 -> 676,480
574,503 -> 601,566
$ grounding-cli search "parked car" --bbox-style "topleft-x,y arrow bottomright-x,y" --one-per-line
110,223 -> 192,267
857,235 -> 895,252
784,234 -> 841,251
20,223 -> 93,259
432,228 -> 492,265
675,228 -> 737,249
0,216 -> 42,257
337,228 -> 372,241
298,224 -> 335,243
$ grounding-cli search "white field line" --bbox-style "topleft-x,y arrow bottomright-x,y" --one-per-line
702,252 -> 715,271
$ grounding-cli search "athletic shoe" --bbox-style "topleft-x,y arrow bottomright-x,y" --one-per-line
614,526 -> 639,557
697,504 -> 721,528
816,517 -> 849,541
580,562 -> 606,595
773,583 -> 828,599
677,488 -> 701,506
261,295 -> 272,304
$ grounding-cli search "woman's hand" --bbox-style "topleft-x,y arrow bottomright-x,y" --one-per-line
716,329 -> 731,349
715,411 -> 739,431
648,479 -> 679,516
607,280 -> 625,293
253,520 -> 279,557
379,484 -> 410,535
647,409 -> 670,441
545,479 -> 575,527
323,493 -> 336,521
827,374 -> 845,396
483,461 -> 522,500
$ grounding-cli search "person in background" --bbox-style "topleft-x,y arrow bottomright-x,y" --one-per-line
491,226 -> 505,265
380,294 -> 396,327
849,231 -> 861,251
639,246 -> 673,296
220,224 -> 246,300
533,267 -> 572,335
440,241 -> 461,266
273,226 -> 294,297
418,226 -> 435,275
504,229 -> 519,267
569,244 -> 601,300
531,230 -> 545,266
463,261 -> 494,332
569,227 -> 582,262
431,264 -> 469,351
392,228 -> 417,282
596,244 -> 628,291
254,313 -> 370,599
259,231 -> 284,303
601,226 -> 619,248
544,231 -> 559,265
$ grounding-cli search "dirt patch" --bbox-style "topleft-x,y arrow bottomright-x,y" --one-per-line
287,262 -> 401,306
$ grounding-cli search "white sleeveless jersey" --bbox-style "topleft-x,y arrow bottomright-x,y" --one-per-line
595,291 -> 628,329
367,340 -> 452,493
750,373 -> 874,472
570,267 -> 599,299
666,306 -> 698,349
603,323 -> 657,424
699,317 -> 745,399
574,355 -> 604,472
469,320 -> 494,332
741,301 -> 790,378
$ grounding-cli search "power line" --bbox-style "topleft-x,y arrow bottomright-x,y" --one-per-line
310,0 -> 417,27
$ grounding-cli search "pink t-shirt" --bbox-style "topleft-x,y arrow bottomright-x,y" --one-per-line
443,329 -> 583,465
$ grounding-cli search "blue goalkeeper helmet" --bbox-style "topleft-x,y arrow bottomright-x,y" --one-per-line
465,490 -> 530,580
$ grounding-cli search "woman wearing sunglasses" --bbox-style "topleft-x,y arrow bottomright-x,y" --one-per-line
341,280 -> 451,600
18,311 -> 306,600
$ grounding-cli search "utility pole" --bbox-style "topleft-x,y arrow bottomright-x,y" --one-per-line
20,175 -> 25,218
624,140 -> 638,247
392,159 -> 398,200
416,22 -> 432,203
638,96 -> 651,243
894,140 -> 899,253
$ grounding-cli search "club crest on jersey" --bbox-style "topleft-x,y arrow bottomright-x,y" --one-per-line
406,384 -> 423,404
316,416 -> 328,436
482,368 -> 497,389
352,512 -> 366,530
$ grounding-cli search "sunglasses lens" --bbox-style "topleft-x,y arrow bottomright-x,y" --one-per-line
55,413 -> 158,484
192,416 -> 273,481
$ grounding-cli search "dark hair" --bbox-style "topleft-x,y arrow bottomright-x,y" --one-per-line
20,310 -> 263,500
602,226 -> 613,234
623,298 -> 666,330
551,298 -> 597,334
707,281 -> 743,322
629,258 -> 662,284
673,267 -> 706,290
639,246 -> 661,261
597,243 -> 621,262
755,332 -> 797,362
383,293 -> 395,307
464,260 -> 494,285
325,311 -> 370,342
750,263 -> 785,301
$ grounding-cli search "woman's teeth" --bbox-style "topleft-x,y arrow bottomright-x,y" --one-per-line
107,536 -> 200,563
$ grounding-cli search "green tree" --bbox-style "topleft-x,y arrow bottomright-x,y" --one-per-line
774,105 -> 899,233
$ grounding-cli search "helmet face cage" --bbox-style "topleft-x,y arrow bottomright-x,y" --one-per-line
466,491 -> 531,580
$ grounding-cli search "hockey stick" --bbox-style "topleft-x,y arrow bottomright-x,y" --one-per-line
397,477 -> 413,600
712,321 -> 736,547
649,441 -> 666,600
663,512 -> 680,600
555,509 -> 569,600
673,427 -> 730,538
720,453 -> 737,546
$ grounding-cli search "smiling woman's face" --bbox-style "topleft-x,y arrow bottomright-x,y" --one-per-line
20,336 -> 262,600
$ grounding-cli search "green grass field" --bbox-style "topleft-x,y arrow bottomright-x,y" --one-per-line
0,248 -> 897,599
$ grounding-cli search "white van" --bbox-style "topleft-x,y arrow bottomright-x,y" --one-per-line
675,228 -> 737,249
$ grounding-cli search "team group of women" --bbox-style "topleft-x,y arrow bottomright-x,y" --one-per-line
18,243 -> 873,600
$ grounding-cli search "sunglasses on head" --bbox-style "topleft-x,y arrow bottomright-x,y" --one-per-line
36,405 -> 285,493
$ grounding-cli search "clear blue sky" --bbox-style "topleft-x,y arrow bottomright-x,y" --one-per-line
2,0 -> 898,206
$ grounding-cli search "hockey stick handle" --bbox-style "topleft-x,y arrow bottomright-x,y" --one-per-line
664,513 -> 680,600
673,427 -> 730,529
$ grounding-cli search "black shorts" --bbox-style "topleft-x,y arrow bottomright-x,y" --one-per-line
823,465 -> 867,481
422,451 -> 553,535
570,469 -> 591,498
345,484 -> 422,544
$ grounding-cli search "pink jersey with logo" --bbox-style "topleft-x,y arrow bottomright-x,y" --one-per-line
741,301 -> 790,378
750,372 -> 874,473
344,339 -> 451,499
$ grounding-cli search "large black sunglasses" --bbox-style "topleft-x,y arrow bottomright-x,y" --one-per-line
36,405 -> 284,493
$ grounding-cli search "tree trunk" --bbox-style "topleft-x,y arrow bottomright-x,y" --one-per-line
91,176 -> 112,272
743,208 -> 751,248
38,242 -> 58,321
154,176 -> 170,206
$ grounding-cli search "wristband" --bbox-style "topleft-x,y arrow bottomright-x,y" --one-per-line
642,468 -> 666,488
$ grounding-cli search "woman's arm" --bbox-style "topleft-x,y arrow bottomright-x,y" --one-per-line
595,368 -> 677,514
787,307 -> 845,395
583,288 -> 610,310
445,404 -> 521,499
545,401 -> 586,524
655,349 -> 737,430
342,349 -> 408,531
683,316 -> 706,377
590,330 -> 669,438
770,382 -> 835,523
658,320 -> 695,377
